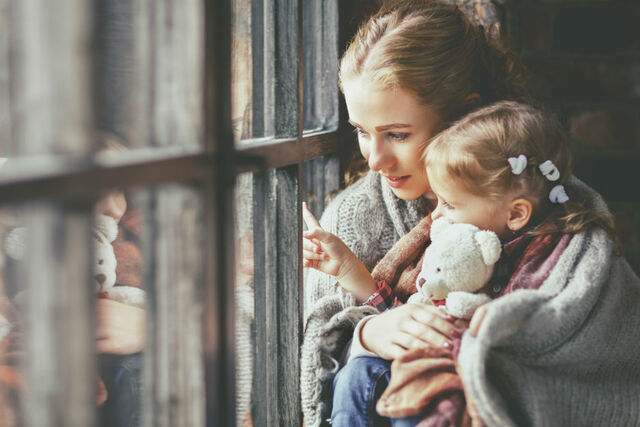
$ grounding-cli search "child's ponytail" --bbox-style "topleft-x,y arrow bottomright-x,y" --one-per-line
536,198 -> 619,247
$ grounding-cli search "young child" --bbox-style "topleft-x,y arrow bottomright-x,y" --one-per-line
303,100 -> 617,426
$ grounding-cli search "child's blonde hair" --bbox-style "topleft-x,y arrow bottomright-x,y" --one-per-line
424,101 -> 616,237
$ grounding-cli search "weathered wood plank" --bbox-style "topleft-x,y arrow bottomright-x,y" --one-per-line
303,155 -> 341,220
232,0 -> 253,141
21,207 -> 94,427
303,0 -> 339,132
204,0 -> 237,426
0,0 -> 11,155
130,0 -> 206,425
6,0 -> 95,424
141,187 -> 205,427
10,0 -> 92,157
252,165 -> 302,427
151,0 -> 204,149
273,0 -> 299,138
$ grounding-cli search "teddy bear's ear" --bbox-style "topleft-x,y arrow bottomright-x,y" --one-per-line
474,230 -> 502,266
94,214 -> 119,243
429,217 -> 451,241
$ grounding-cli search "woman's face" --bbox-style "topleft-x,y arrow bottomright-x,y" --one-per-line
342,78 -> 444,200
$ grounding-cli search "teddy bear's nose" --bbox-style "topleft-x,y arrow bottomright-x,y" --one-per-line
94,274 -> 107,285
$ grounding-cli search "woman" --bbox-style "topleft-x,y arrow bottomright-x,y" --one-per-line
301,0 -> 528,425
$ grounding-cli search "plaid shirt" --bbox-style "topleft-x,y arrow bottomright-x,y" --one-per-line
361,280 -> 403,311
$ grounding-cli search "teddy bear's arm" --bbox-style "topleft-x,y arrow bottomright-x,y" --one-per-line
105,286 -> 146,309
407,292 -> 429,305
445,291 -> 491,319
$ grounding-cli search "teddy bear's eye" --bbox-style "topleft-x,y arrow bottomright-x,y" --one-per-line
99,259 -> 104,265
436,267 -> 441,273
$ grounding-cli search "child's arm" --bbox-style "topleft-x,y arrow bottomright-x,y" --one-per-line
302,203 -> 377,301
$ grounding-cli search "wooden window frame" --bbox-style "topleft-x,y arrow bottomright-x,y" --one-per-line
0,0 -> 348,425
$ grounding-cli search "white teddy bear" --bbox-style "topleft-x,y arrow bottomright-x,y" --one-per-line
407,218 -> 502,319
94,214 -> 145,308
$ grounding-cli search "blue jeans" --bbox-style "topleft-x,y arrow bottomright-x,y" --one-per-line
331,356 -> 424,427
99,353 -> 143,427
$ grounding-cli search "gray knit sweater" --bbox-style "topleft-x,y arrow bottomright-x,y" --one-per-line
303,171 -> 430,321
301,171 -> 430,425
301,177 -> 640,426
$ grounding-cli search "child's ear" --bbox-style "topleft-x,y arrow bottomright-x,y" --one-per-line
506,198 -> 532,232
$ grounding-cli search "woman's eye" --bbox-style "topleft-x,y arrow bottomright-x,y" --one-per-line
443,201 -> 454,209
352,127 -> 368,137
388,132 -> 409,142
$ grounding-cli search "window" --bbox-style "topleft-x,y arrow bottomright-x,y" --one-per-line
231,0 -> 341,425
0,0 -> 345,426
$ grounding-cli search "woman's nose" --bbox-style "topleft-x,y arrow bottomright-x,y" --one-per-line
367,139 -> 394,171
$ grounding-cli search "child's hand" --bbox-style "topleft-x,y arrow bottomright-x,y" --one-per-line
302,203 -> 376,300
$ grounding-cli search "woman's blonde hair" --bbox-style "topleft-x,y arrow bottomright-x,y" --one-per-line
339,0 -> 528,122
424,101 -> 616,238
340,0 -> 529,185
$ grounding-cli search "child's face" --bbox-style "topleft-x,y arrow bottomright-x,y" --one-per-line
428,168 -> 513,241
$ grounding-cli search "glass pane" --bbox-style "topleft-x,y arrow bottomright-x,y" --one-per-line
131,185 -> 206,427
0,185 -> 207,426
0,0 -> 93,160
232,0 -> 254,142
0,0 -> 204,178
0,204 -> 94,426
303,0 -> 339,133
96,0 -> 204,153
303,156 -> 341,218
233,172 -> 254,427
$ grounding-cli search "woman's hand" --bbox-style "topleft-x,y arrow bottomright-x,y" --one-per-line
360,303 -> 464,360
96,298 -> 145,354
302,202 -> 353,276
302,203 -> 376,300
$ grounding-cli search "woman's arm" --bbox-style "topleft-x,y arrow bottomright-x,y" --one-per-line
96,298 -> 145,354
303,203 -> 377,301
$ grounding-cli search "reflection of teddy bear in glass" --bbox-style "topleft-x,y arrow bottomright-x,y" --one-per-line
93,214 -> 145,308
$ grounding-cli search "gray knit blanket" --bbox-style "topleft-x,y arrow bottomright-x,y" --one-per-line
301,178 -> 640,426
458,181 -> 640,426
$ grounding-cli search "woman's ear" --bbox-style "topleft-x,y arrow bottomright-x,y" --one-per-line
464,92 -> 482,108
506,198 -> 532,232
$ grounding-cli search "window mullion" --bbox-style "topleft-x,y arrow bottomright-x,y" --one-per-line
252,1 -> 303,426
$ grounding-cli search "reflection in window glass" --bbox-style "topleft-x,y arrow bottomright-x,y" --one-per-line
0,1 -> 92,159
303,0 -> 339,133
234,173 -> 254,427
96,0 -> 204,152
232,0 -> 253,142
132,185 -> 206,427
0,204 -> 94,426
0,184 -> 207,426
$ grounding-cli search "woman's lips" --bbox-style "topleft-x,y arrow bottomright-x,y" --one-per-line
384,175 -> 410,188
